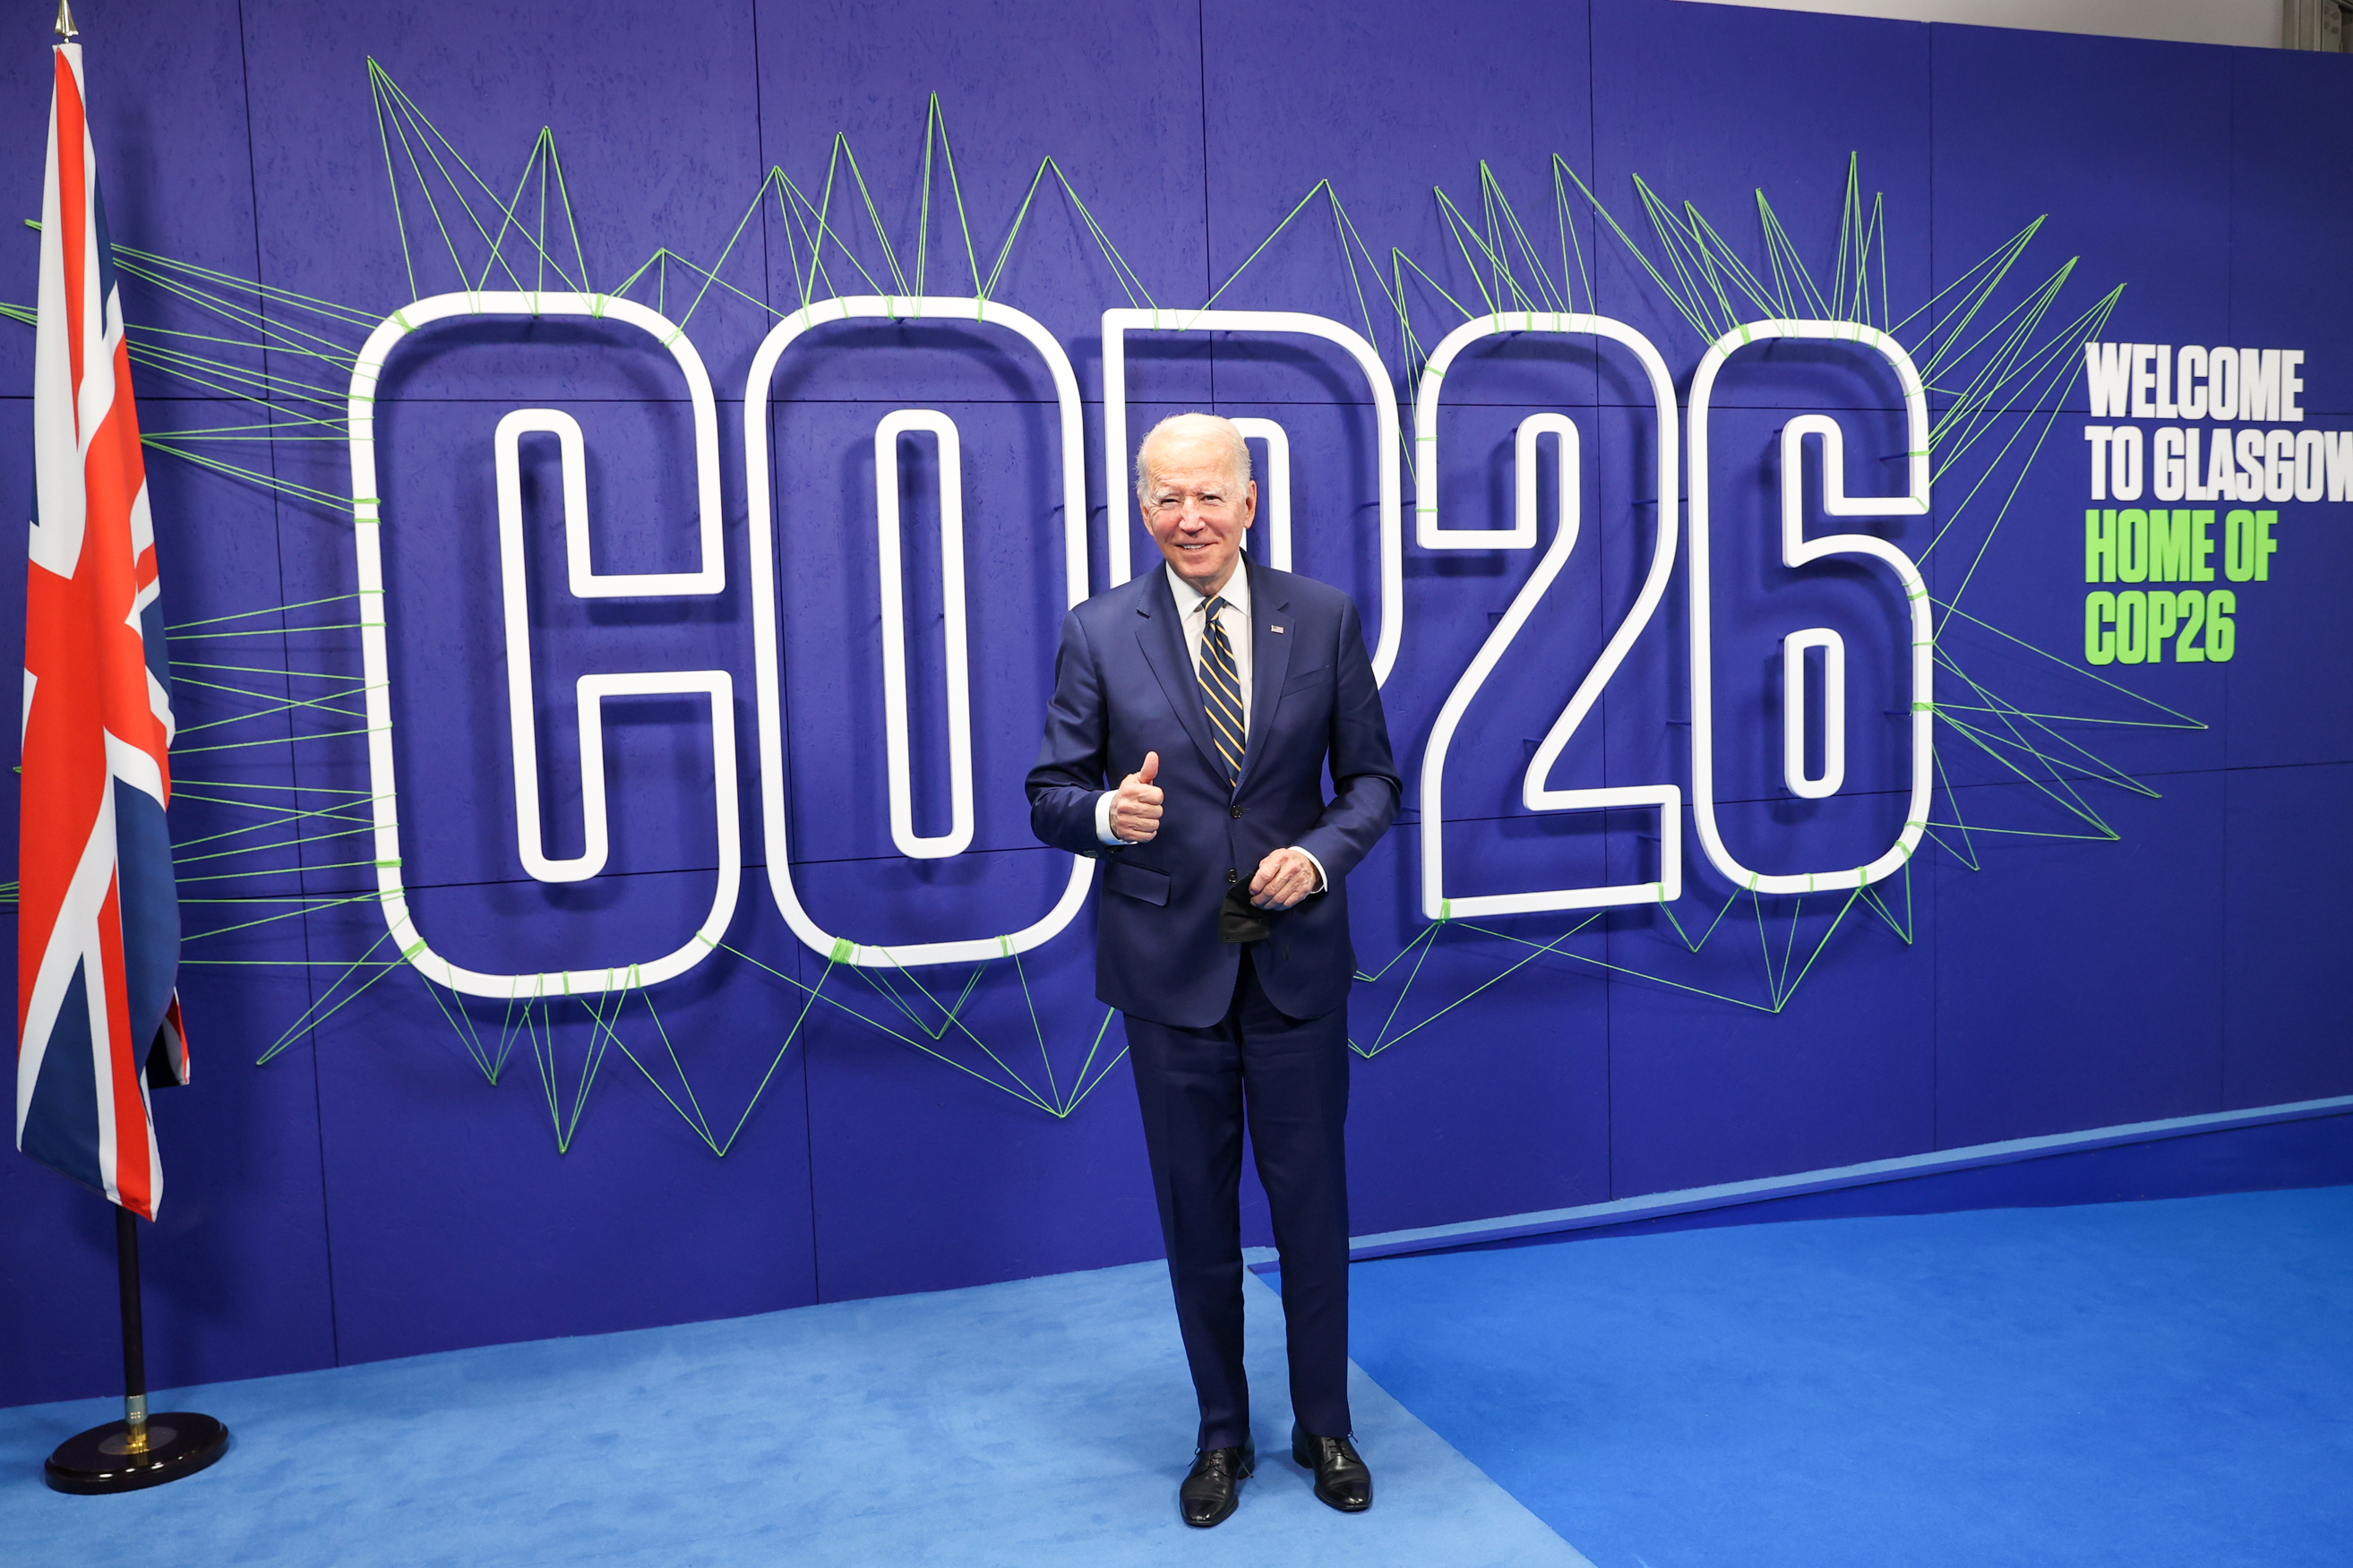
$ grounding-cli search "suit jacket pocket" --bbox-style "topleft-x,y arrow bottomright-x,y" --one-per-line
1281,663 -> 1333,696
1104,859 -> 1171,907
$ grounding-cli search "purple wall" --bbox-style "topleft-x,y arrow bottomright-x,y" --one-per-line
4,0 -> 2349,1406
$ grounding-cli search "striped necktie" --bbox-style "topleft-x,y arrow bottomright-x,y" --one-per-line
1198,596 -> 1246,786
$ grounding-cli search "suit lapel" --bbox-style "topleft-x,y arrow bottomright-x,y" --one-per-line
1237,556 -> 1292,790
1134,568 -> 1227,785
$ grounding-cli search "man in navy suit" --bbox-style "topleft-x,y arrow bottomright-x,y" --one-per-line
1028,413 -> 1400,1527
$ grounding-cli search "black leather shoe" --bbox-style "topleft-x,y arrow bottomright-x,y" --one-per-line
1292,1422 -> 1372,1512
1179,1440 -> 1255,1528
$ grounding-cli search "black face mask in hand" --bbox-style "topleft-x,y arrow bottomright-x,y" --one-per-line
1220,884 -> 1276,945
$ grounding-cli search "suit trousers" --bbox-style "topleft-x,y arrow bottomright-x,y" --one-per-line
1124,947 -> 1353,1452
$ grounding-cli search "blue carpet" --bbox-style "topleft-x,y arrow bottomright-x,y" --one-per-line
0,1260 -> 1584,1568
1344,1186 -> 2353,1568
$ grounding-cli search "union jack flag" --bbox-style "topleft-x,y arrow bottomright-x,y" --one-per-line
17,42 -> 187,1220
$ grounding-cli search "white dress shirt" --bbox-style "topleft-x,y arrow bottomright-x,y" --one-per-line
1096,563 -> 1326,893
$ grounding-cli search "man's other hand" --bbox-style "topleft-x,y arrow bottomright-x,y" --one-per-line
1112,751 -> 1164,843
1249,847 -> 1318,910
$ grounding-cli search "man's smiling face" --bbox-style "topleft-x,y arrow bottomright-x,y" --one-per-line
1139,419 -> 1257,598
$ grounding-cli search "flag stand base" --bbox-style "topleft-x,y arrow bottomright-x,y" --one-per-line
41,1208 -> 230,1493
44,1412 -> 229,1495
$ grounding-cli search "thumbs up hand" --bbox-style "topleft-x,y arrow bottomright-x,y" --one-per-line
1111,750 -> 1164,844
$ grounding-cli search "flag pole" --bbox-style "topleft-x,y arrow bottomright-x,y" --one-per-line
42,1206 -> 230,1494
32,0 -> 228,1491
115,1207 -> 150,1453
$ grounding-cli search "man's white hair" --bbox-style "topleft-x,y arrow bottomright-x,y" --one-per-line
1134,412 -> 1253,504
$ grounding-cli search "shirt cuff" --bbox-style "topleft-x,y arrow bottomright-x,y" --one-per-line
1290,845 -> 1329,894
1095,789 -> 1128,846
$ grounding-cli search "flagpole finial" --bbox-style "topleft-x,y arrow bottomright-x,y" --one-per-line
55,0 -> 79,41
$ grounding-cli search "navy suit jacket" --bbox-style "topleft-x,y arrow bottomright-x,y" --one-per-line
1027,556 -> 1401,1028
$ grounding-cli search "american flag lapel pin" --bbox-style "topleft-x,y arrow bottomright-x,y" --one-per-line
1272,624 -> 1284,633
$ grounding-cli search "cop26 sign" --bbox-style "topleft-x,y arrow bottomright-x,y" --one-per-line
341,291 -> 1957,1001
